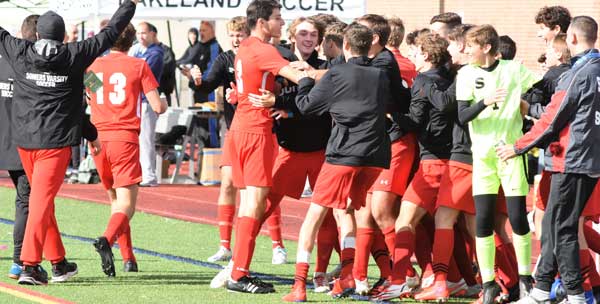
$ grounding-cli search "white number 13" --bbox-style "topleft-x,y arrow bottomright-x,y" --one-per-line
97,72 -> 126,105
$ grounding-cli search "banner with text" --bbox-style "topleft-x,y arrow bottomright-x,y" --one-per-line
51,0 -> 366,20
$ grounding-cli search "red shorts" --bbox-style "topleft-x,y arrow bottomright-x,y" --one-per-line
93,141 -> 142,190
312,163 -> 382,210
403,159 -> 448,215
220,133 -> 233,167
436,161 -> 475,215
370,133 -> 417,196
226,130 -> 276,188
536,170 -> 600,216
271,149 -> 325,199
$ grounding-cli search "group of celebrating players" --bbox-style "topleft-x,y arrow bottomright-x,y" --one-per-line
0,1 -> 600,304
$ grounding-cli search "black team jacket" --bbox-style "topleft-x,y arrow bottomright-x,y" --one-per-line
295,56 -> 391,168
0,55 -> 21,170
423,65 -> 473,165
398,66 -> 454,160
0,1 -> 136,149
274,50 -> 331,152
515,49 -> 600,175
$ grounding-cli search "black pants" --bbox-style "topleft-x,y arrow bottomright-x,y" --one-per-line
535,172 -> 598,295
8,170 -> 30,265
71,144 -> 81,169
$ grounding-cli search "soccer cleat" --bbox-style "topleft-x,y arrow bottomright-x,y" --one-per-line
415,280 -> 450,302
354,278 -> 370,296
210,262 -> 232,289
406,274 -> 421,289
463,284 -> 483,298
226,275 -> 275,294
18,265 -> 48,285
480,281 -> 502,304
123,260 -> 138,272
372,282 -> 413,301
207,246 -> 232,263
519,275 -> 535,299
512,295 -> 551,304
9,263 -> 22,280
551,278 -> 566,302
272,246 -> 287,265
369,278 -> 391,297
448,279 -> 469,296
326,264 -> 342,281
330,275 -> 356,298
93,236 -> 115,277
50,259 -> 78,283
282,282 -> 307,302
422,273 -> 435,289
313,272 -> 330,293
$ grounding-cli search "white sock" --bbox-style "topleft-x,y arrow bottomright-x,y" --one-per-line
296,250 -> 311,264
341,236 -> 356,249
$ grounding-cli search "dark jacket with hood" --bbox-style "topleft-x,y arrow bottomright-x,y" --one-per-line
295,56 -> 391,168
0,0 -> 136,149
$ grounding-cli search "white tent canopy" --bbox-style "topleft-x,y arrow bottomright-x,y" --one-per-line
49,0 -> 366,21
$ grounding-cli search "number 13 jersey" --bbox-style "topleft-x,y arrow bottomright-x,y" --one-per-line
86,52 -> 159,143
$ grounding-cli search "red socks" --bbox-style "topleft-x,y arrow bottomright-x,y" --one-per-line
340,237 -> 356,278
266,205 -> 284,249
217,205 -> 235,250
316,212 -> 339,273
392,230 -> 414,284
231,217 -> 261,281
103,212 -> 129,246
382,225 -> 396,259
117,221 -> 135,262
495,235 -> 518,288
371,229 -> 392,280
432,229 -> 454,282
294,262 -> 310,285
453,229 -> 478,286
353,228 -> 374,281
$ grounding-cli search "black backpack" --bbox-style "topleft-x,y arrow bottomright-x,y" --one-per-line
160,43 -> 176,95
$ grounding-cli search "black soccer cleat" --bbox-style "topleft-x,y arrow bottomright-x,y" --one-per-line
93,236 -> 116,277
519,275 -> 535,299
226,276 -> 276,294
51,258 -> 78,283
481,280 -> 502,304
123,260 -> 138,272
18,265 -> 48,285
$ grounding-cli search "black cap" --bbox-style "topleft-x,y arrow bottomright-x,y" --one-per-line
36,11 -> 65,41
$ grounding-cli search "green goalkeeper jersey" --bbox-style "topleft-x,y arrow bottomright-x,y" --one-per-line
456,59 -> 541,157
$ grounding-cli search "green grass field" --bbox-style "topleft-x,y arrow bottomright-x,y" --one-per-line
0,187 -> 471,303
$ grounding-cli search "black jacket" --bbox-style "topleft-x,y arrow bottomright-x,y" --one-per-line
523,63 -> 571,118
181,38 -> 223,102
192,50 -> 237,129
0,55 -> 21,170
423,65 -> 473,164
274,50 -> 331,152
295,56 -> 391,168
399,67 -> 454,160
0,0 -> 135,149
515,49 -> 600,175
370,48 -> 412,142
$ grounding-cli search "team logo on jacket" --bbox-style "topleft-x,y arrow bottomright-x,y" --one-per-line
475,77 -> 485,89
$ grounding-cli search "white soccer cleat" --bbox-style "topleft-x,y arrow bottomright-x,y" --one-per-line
210,261 -> 232,289
271,246 -> 287,265
371,282 -> 413,301
421,273 -> 434,289
354,278 -> 370,296
406,274 -> 421,289
448,279 -> 468,296
313,272 -> 330,293
207,246 -> 232,263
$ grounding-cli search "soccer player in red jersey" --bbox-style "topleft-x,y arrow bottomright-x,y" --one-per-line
387,17 -> 417,88
219,0 -> 306,294
86,24 -> 167,277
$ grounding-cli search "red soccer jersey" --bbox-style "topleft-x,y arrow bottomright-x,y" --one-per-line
230,37 -> 289,134
391,48 -> 417,88
86,52 -> 159,143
